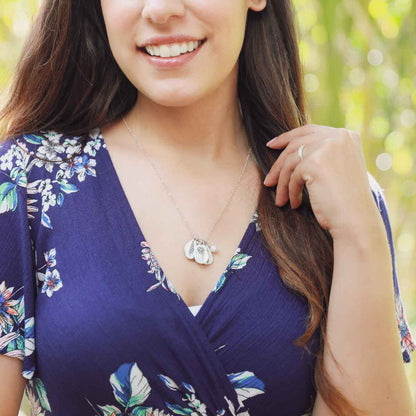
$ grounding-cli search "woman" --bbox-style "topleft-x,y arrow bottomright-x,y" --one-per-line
0,0 -> 414,415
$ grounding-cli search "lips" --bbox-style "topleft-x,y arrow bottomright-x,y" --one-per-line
136,38 -> 206,69
138,39 -> 207,56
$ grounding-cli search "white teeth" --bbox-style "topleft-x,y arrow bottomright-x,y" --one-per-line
144,40 -> 203,58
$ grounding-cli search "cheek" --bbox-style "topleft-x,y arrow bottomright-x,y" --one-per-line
101,2 -> 138,57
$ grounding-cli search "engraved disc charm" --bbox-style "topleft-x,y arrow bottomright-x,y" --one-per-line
184,236 -> 215,265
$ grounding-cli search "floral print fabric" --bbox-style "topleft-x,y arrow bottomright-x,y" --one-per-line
0,129 -> 414,416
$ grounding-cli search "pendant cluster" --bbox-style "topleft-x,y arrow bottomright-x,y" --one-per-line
184,236 -> 217,265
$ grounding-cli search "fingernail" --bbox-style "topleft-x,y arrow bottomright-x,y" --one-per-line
266,137 -> 276,147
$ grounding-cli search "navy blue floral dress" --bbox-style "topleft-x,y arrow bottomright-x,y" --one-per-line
0,129 -> 414,416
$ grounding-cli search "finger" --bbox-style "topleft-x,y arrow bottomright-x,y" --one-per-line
266,123 -> 317,148
264,135 -> 315,186
288,160 -> 306,209
275,151 -> 301,206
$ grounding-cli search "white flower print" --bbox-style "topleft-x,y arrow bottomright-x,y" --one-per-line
0,130 -> 101,228
34,133 -> 65,173
63,137 -> 83,157
250,210 -> 261,232
36,248 -> 63,298
38,268 -> 63,297
84,131 -> 103,157
0,148 -> 13,171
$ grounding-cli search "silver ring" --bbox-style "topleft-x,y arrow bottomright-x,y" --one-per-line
297,144 -> 305,160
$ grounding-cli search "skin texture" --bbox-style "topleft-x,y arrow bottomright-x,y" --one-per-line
265,125 -> 414,415
99,0 -> 266,161
0,355 -> 26,416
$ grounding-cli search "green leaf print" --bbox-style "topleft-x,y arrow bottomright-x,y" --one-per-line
110,362 -> 151,409
58,179 -> 79,194
0,182 -> 18,213
24,134 -> 46,145
10,166 -> 28,188
130,406 -> 155,416
34,377 -> 52,412
229,252 -> 252,270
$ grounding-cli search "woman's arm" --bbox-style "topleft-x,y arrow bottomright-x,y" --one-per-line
312,209 -> 414,416
0,355 -> 26,416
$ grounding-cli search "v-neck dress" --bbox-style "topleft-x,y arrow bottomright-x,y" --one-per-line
0,129 -> 414,416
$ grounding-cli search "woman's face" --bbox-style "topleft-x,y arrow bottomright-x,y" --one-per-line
100,0 -> 266,107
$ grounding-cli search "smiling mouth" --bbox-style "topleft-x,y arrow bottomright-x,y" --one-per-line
138,39 -> 207,58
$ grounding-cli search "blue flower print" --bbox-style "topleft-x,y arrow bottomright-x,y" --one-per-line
74,154 -> 97,181
60,154 -> 96,182
36,248 -> 63,297
39,268 -> 63,298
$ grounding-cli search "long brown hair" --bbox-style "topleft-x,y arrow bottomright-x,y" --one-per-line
0,1 -> 363,414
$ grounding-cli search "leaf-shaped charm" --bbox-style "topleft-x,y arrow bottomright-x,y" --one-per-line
184,238 -> 196,259
206,247 -> 214,264
194,242 -> 209,264
110,362 -> 151,409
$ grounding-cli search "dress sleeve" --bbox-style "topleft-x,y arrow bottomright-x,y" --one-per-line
0,137 -> 36,379
367,171 -> 415,363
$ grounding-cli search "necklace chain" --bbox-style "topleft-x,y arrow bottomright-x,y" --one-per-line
121,114 -> 252,264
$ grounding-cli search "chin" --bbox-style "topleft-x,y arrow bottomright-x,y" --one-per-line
139,86 -> 208,108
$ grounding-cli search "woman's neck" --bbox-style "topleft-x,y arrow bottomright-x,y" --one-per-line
124,94 -> 250,165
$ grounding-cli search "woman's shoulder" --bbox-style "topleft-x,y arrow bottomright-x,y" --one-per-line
0,127 -> 104,226
0,128 -> 104,180
1,127 -> 102,164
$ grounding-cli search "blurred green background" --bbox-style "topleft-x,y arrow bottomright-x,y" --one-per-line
0,0 -> 414,414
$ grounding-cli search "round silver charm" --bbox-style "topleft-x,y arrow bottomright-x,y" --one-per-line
184,237 -> 215,265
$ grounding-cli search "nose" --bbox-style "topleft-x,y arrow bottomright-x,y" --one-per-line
142,0 -> 185,25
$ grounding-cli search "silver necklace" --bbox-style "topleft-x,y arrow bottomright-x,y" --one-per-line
121,115 -> 252,266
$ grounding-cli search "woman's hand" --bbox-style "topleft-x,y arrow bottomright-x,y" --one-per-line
263,124 -> 381,240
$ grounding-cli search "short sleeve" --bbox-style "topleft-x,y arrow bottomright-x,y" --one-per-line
0,137 -> 36,379
367,171 -> 415,363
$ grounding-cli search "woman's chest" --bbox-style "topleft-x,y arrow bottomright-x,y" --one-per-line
27,140 -> 317,415
31,207 -> 318,415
